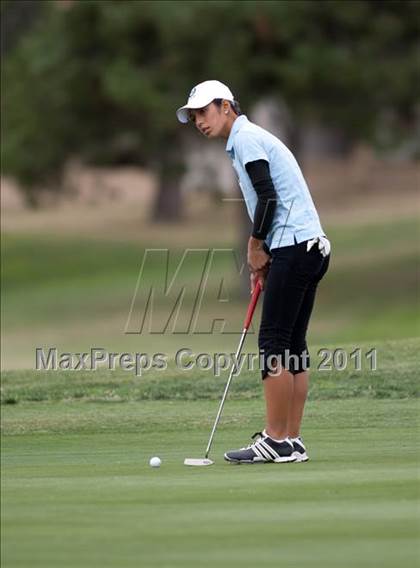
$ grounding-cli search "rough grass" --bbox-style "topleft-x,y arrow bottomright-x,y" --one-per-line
1,338 -> 418,405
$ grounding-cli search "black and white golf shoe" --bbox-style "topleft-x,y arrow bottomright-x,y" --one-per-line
224,431 -> 296,464
291,437 -> 309,462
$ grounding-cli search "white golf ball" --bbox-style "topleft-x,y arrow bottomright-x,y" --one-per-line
149,456 -> 161,468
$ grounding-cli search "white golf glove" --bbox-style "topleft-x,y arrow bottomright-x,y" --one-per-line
306,236 -> 331,257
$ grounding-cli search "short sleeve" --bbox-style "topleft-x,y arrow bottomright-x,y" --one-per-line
234,130 -> 269,167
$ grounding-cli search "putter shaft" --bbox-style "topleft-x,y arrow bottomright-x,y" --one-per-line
205,328 -> 247,459
204,280 -> 262,459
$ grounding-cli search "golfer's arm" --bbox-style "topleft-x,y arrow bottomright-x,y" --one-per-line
245,160 -> 277,241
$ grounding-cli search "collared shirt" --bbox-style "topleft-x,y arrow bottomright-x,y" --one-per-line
226,115 -> 325,249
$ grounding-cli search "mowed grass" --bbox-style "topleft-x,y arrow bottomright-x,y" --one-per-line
1,215 -> 419,369
2,207 -> 419,564
1,396 -> 419,568
2,340 -> 419,567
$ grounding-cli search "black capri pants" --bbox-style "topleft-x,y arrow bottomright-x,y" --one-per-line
259,238 -> 330,379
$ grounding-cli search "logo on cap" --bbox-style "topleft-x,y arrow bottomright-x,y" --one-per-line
188,87 -> 197,100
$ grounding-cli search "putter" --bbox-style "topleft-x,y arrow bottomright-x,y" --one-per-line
184,279 -> 262,467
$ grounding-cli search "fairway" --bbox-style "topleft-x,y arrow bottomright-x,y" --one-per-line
1,396 -> 418,568
2,215 -> 419,369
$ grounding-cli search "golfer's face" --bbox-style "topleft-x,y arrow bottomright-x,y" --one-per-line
189,103 -> 224,138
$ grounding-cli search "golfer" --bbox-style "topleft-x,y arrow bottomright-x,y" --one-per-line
177,80 -> 330,464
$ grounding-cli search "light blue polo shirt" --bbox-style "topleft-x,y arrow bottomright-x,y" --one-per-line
226,115 -> 326,249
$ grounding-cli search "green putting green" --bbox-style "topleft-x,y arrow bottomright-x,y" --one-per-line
2,396 -> 418,568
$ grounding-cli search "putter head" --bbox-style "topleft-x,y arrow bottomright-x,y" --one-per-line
183,458 -> 214,467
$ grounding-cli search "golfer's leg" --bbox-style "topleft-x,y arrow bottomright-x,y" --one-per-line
259,247 -> 309,441
264,368 -> 294,440
287,281 -> 317,437
288,254 -> 330,437
288,370 -> 309,438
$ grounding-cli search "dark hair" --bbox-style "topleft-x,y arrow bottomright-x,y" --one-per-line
213,98 -> 242,116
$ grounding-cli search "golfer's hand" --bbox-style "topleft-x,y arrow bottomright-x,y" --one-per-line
250,265 -> 270,293
247,237 -> 270,272
250,271 -> 262,294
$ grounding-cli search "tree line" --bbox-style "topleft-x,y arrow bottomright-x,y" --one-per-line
2,0 -> 419,216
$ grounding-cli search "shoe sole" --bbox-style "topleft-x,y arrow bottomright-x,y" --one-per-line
224,454 -> 296,464
293,451 -> 309,462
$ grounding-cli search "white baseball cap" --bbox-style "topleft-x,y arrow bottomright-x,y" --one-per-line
176,80 -> 234,123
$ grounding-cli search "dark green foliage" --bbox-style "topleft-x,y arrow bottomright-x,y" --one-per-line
2,1 -> 419,202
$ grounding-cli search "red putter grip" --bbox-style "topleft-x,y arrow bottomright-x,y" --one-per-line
243,279 -> 262,330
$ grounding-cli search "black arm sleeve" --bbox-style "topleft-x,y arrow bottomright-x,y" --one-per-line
245,159 -> 277,240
